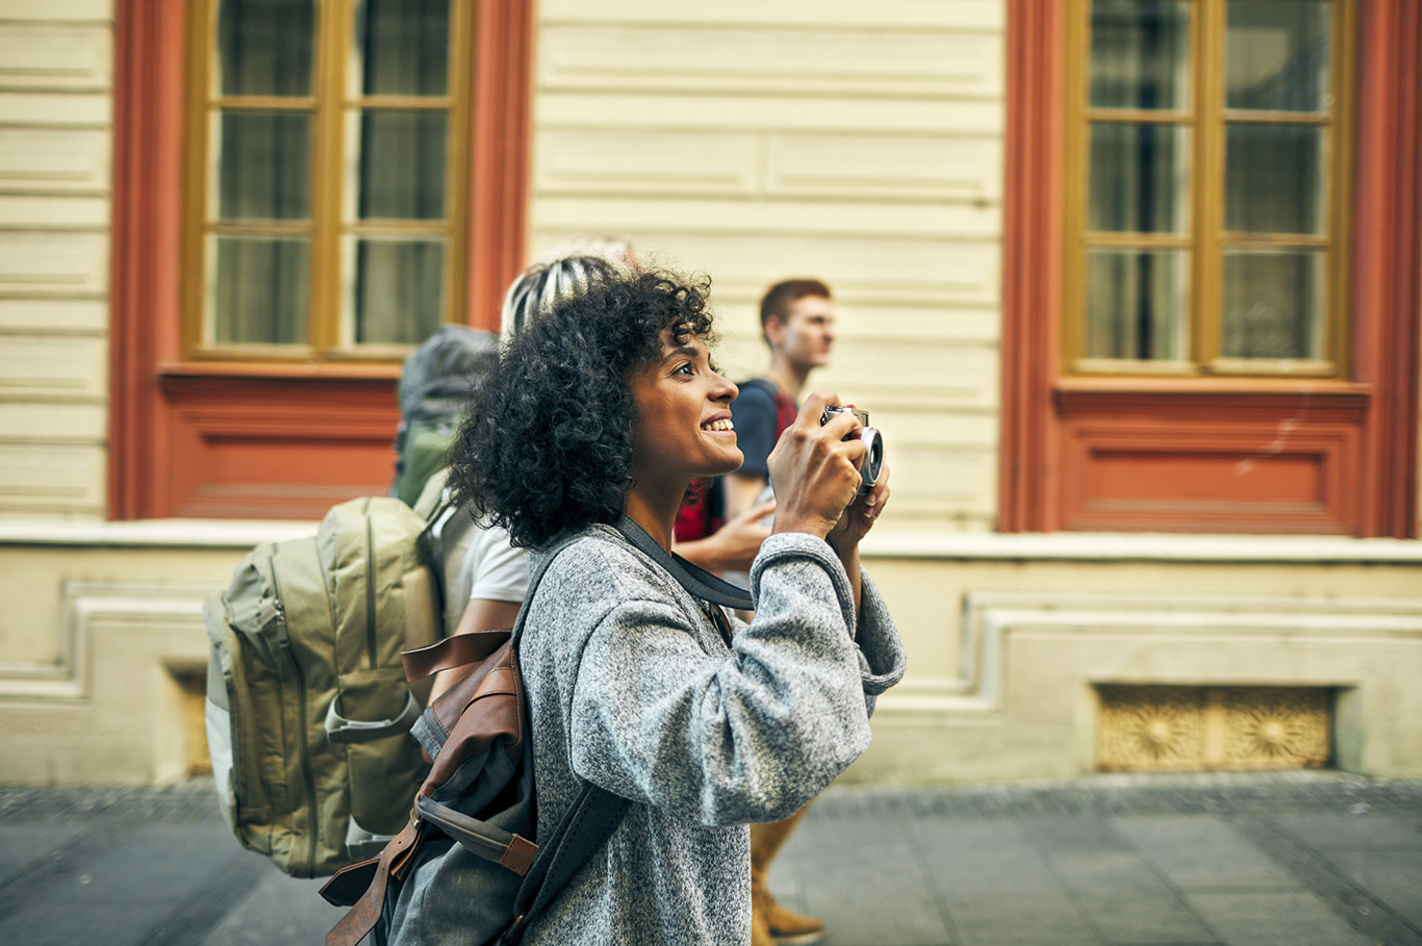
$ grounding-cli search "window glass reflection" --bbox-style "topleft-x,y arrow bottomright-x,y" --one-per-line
1222,251 -> 1324,359
213,237 -> 310,345
353,239 -> 444,344
354,0 -> 449,96
1225,123 -> 1324,234
1090,0 -> 1191,110
218,0 -> 315,97
217,112 -> 311,221
1089,122 -> 1191,233
357,111 -> 447,220
1227,0 -> 1331,112
1086,249 -> 1189,361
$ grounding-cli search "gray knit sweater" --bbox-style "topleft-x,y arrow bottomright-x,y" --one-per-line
517,525 -> 905,944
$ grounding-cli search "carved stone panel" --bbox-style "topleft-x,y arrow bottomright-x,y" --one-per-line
1098,685 -> 1332,772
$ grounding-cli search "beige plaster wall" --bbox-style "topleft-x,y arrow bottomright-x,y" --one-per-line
0,0 -> 114,520
846,534 -> 1422,785
526,0 -> 1006,532
1,525 -> 1419,788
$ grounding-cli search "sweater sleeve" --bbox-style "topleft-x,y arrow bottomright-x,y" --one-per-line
747,534 -> 906,715
558,533 -> 890,827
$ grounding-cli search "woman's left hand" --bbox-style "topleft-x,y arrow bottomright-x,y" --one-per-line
828,462 -> 890,549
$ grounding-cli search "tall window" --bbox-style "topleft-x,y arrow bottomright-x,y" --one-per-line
185,0 -> 469,360
1064,0 -> 1351,376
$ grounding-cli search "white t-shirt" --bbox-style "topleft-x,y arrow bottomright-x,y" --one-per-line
458,514 -> 529,605
428,492 -> 531,633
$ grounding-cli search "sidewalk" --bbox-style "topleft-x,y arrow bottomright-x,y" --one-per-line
0,771 -> 1418,945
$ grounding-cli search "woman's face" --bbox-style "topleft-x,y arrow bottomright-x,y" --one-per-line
627,327 -> 742,491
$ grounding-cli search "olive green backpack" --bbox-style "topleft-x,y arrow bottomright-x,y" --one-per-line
203,493 -> 456,877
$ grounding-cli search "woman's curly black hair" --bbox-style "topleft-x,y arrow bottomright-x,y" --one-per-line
448,268 -> 717,549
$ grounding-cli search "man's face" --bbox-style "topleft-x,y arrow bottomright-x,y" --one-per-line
768,295 -> 835,372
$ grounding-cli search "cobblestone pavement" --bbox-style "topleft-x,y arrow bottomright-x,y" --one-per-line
1,771 -> 1419,945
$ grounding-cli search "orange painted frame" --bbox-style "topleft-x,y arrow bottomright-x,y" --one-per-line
1000,0 -> 1420,537
110,0 -> 534,520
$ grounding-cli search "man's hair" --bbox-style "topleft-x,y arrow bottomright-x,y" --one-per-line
758,278 -> 832,340
451,269 -> 717,549
499,255 -> 627,342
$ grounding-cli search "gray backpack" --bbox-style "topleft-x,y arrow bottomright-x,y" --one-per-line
203,495 -> 445,877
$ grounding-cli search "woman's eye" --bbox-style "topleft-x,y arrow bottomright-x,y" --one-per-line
674,363 -> 694,376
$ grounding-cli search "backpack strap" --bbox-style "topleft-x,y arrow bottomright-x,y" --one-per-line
614,515 -> 754,611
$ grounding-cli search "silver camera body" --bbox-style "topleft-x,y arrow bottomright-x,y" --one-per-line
820,406 -> 884,497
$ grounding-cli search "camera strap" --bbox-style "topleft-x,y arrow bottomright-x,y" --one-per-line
614,515 -> 754,612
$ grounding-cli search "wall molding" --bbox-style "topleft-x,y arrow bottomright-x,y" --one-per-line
877,591 -> 1422,716
0,580 -> 211,700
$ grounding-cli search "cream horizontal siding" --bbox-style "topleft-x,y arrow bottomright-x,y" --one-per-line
530,0 -> 1005,530
0,3 -> 112,519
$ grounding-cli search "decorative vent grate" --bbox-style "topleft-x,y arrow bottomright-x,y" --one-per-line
1097,685 -> 1332,772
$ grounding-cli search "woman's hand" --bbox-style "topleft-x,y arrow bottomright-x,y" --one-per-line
767,392 -> 867,539
828,461 -> 890,549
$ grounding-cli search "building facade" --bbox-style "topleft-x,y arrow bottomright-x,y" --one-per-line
0,0 -> 1419,785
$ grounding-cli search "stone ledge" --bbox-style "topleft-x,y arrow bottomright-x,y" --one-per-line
2,519 -> 1420,564
861,530 -> 1422,564
0,518 -> 318,549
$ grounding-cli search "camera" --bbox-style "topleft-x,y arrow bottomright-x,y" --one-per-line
820,406 -> 884,497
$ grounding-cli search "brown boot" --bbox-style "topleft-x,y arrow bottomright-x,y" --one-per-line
750,887 -> 777,946
752,869 -> 825,945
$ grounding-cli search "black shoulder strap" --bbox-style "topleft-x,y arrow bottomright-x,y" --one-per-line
496,530 -> 634,943
614,515 -> 753,611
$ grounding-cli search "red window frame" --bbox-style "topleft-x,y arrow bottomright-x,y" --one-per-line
109,0 -> 534,520
1000,0 -> 1420,537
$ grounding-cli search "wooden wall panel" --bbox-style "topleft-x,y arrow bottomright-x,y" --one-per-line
529,6 -> 1006,530
537,0 -> 1004,31
0,444 -> 105,513
0,2 -> 112,521
0,128 -> 111,193
160,378 -> 399,519
539,24 -> 1001,98
0,23 -> 111,90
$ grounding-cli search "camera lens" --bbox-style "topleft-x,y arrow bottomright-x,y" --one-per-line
861,428 -> 883,488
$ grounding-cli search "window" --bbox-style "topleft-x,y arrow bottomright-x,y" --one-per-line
1000,0 -> 1420,537
185,0 -> 470,360
110,0 -> 531,520
1064,0 -> 1351,377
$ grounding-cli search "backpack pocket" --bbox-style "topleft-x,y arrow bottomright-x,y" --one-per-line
329,667 -> 426,849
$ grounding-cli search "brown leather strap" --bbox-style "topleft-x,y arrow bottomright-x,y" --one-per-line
403,629 -> 511,681
324,822 -> 420,946
498,833 -> 539,876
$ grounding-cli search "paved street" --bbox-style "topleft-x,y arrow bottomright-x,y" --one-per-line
0,771 -> 1418,945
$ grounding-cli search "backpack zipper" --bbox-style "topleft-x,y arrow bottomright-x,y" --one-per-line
265,576 -> 319,876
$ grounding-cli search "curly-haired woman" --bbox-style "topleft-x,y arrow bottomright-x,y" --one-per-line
449,268 -> 904,943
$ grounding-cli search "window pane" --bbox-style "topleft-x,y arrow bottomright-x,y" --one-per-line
354,0 -> 449,96
1227,0 -> 1331,112
1090,0 -> 1191,111
1086,249 -> 1188,360
354,239 -> 444,344
213,237 -> 309,345
1221,251 -> 1324,359
217,0 -> 315,97
1089,122 -> 1190,233
1225,123 -> 1324,234
357,111 -> 447,220
216,112 -> 311,221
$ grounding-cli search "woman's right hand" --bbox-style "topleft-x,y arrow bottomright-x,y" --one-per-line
766,392 -> 867,540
